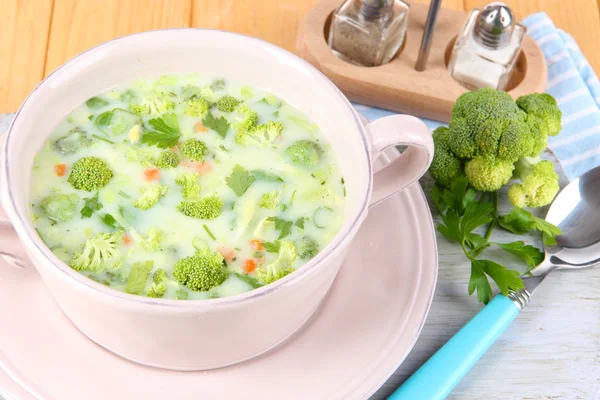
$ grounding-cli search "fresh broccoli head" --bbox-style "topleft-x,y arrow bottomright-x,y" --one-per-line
40,194 -> 79,223
133,184 -> 169,210
180,138 -> 208,161
54,128 -> 93,155
184,97 -> 210,118
508,158 -> 559,208
464,156 -> 515,192
173,248 -> 228,291
154,150 -> 180,168
260,191 -> 280,210
286,140 -> 322,168
298,236 -> 319,260
177,195 -> 223,219
429,127 -> 462,187
216,95 -> 240,112
428,89 -> 562,202
70,231 -> 122,272
516,93 -> 562,137
67,157 -> 113,192
448,89 -> 531,162
255,240 -> 297,284
175,172 -> 202,199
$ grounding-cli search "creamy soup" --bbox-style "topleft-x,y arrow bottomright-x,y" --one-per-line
29,75 -> 345,300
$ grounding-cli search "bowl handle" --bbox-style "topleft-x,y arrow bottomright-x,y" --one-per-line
365,115 -> 434,207
0,131 -> 29,269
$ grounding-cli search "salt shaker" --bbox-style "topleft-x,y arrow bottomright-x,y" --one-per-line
327,0 -> 409,67
448,2 -> 526,90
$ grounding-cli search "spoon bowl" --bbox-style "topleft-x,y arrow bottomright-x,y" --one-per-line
542,165 -> 600,269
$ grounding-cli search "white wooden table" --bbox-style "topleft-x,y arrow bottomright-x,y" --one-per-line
1,113 -> 599,399
371,170 -> 600,399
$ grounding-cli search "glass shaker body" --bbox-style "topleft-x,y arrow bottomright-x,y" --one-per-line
448,9 -> 526,90
328,0 -> 409,67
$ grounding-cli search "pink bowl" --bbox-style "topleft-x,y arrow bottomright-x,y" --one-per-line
0,29 -> 433,370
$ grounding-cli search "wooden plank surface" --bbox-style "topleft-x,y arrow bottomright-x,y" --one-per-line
0,0 -> 53,113
44,0 -> 192,77
1,0 -> 600,112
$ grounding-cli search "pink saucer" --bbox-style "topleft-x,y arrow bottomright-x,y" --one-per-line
0,149 -> 438,400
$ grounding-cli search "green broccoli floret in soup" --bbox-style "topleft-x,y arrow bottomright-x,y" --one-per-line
154,149 -> 180,169
67,157 -> 113,192
184,97 -> 210,118
285,140 -> 322,168
255,240 -> 297,284
173,248 -> 228,291
216,95 -> 240,112
177,195 -> 223,219
40,194 -> 79,223
298,236 -> 319,260
54,128 -> 93,155
70,231 -> 122,272
180,138 -> 208,162
133,185 -> 169,210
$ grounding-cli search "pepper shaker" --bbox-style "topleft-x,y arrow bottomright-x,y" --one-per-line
327,0 -> 410,67
448,2 -> 526,90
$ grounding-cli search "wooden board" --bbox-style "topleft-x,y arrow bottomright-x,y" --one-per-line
296,0 -> 548,122
44,0 -> 192,76
0,0 -> 53,114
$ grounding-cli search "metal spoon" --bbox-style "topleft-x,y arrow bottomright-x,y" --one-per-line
388,165 -> 600,400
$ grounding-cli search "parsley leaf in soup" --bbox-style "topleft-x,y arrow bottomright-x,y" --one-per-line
126,261 -> 154,294
86,96 -> 109,109
80,192 -> 103,218
100,213 -> 122,230
251,170 -> 284,182
142,113 -> 182,148
262,241 -> 281,253
226,165 -> 255,197
202,112 -> 230,139
266,216 -> 293,239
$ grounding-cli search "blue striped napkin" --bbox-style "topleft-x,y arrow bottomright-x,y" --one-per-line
355,13 -> 600,181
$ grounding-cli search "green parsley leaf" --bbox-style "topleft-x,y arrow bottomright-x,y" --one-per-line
437,209 -> 461,243
295,217 -> 308,229
86,96 -> 109,109
542,232 -> 557,247
468,259 -> 493,304
80,192 -> 103,218
251,170 -> 284,182
499,207 -> 535,234
470,259 -> 523,304
234,272 -> 263,289
226,165 -> 255,196
100,213 -> 122,230
262,241 -> 281,253
495,241 -> 544,270
431,183 -> 448,213
266,216 -> 293,239
202,112 -> 230,139
142,113 -> 181,148
533,218 -> 562,238
125,260 -> 154,294
460,201 -> 494,236
176,289 -> 189,300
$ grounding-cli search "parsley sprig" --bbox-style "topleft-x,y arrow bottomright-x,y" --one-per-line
142,113 -> 181,148
432,177 -> 561,304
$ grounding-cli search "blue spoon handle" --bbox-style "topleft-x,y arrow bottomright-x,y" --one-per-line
388,295 -> 520,400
